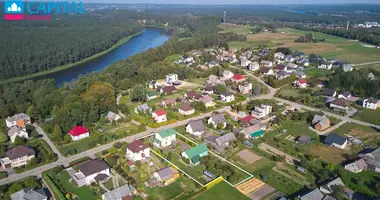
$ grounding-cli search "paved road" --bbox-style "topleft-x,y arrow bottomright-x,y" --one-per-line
0,106 -> 230,185
33,124 -> 63,159
352,61 -> 380,67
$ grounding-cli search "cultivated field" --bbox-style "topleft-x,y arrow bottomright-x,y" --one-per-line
218,23 -> 253,34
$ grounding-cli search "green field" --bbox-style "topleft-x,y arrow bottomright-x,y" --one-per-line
145,177 -> 197,200
277,86 -> 303,98
353,107 -> 380,125
304,68 -> 333,78
192,181 -> 250,200
56,171 -> 99,200
218,23 -> 254,34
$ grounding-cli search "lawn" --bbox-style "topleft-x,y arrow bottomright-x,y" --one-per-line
304,68 -> 333,78
145,177 -> 197,200
56,170 -> 99,200
191,181 -> 250,200
165,54 -> 182,62
306,143 -> 348,164
277,86 -> 302,98
333,122 -> 380,147
353,107 -> 380,125
171,154 -> 208,185
244,157 -> 275,174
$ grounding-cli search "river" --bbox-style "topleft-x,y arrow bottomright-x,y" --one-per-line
35,27 -> 171,86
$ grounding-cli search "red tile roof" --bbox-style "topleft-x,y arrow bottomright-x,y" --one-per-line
240,115 -> 255,123
154,110 -> 167,116
127,140 -> 149,153
232,74 -> 245,80
68,126 -> 89,136
297,79 -> 307,84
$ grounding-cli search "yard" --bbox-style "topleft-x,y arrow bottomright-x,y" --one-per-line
353,107 -> 380,125
145,177 -> 198,200
190,181 -> 250,200
304,68 -> 333,78
306,143 -> 350,164
277,86 -> 303,98
333,122 -> 380,147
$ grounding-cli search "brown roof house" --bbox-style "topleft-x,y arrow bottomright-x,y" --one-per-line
312,115 -> 331,131
329,99 -> 350,111
1,145 -> 35,169
158,99 -> 177,108
68,159 -> 110,187
160,85 -> 176,95
178,104 -> 195,116
126,140 -> 150,162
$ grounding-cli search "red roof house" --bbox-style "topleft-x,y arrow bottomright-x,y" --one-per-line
68,126 -> 90,141
296,79 -> 307,88
152,110 -> 167,123
231,74 -> 246,82
240,115 -> 255,124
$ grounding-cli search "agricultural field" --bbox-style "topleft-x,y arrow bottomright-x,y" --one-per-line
333,122 -> 380,147
218,23 -> 254,34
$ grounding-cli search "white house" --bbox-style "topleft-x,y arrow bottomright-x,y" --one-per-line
10,188 -> 49,200
363,97 -> 379,110
207,114 -> 227,129
153,128 -> 176,148
318,62 -> 333,70
1,146 -> 35,169
240,57 -> 251,67
186,120 -> 206,137
338,91 -> 351,100
274,52 -> 285,60
248,62 -> 260,71
7,126 -> 28,143
165,74 -> 178,84
251,104 -> 272,119
126,140 -> 150,162
178,104 -> 195,116
295,79 -> 307,88
105,111 -> 121,122
68,126 -> 90,141
260,60 -> 273,67
5,113 -> 31,128
260,67 -> 274,76
220,92 -> 235,103
70,159 -> 110,187
324,133 -> 348,149
102,184 -> 136,200
152,110 -> 167,123
222,70 -> 234,80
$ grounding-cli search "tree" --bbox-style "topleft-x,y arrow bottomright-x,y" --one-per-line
13,136 -> 26,146
253,86 -> 261,96
217,123 -> 225,129
166,151 -> 172,161
215,84 -> 227,94
23,176 -> 40,188
53,124 -> 63,141
331,185 -> 344,199
130,85 -> 147,102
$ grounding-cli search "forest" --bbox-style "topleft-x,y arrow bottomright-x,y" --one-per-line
0,12 -> 142,80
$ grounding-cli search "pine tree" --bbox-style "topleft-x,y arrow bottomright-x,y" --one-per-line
53,124 -> 63,142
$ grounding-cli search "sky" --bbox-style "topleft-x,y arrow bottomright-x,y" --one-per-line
81,0 -> 380,4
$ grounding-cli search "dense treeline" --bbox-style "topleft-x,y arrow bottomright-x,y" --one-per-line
0,13 -> 142,80
0,16 -> 245,135
328,67 -> 380,98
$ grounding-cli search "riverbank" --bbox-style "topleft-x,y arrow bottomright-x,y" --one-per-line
0,31 -> 142,85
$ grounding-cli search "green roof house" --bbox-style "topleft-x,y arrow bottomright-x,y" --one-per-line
146,91 -> 160,101
181,143 -> 208,165
153,128 -> 176,148
241,124 -> 265,139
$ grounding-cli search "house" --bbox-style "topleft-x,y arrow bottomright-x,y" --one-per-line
149,80 -> 161,90
146,91 -> 160,101
71,159 -> 110,187
260,60 -> 273,67
240,57 -> 251,67
152,110 -> 167,123
134,104 -> 152,114
299,59 -> 310,67
274,52 -> 285,60
276,64 -> 287,71
329,99 -> 349,111
1,145 -> 35,169
238,83 -> 252,94
323,88 -> 337,97
251,104 -> 272,119
276,71 -> 291,80
207,60 -> 219,68
207,113 -> 227,129
222,70 -> 234,80
220,92 -> 235,103
368,72 -> 375,80
300,188 -> 324,200
240,124 -> 264,139
285,55 -> 295,62
206,75 -> 223,86
260,67 -> 274,76
312,115 -> 331,131
319,177 -> 345,194
297,136 -> 311,145
106,111 -> 121,122
343,65 -> 353,72
345,158 -> 368,173
178,104 -> 195,116
239,115 -> 254,125
358,147 -> 380,172
287,62 -> 298,69
165,74 -> 178,84
5,113 -> 31,129
204,133 -> 236,153
338,91 -> 351,100
295,79 -> 307,88
248,62 -> 260,71
363,97 -> 379,109
318,62 -> 333,70
151,167 -> 179,186
160,85 -> 176,95
181,143 -> 208,165
186,120 -> 206,137
7,126 -> 28,143
126,140 -> 150,162
190,50 -> 202,57
202,85 -> 214,94
68,126 -> 89,141
10,188 -> 49,200
231,74 -> 246,83
102,184 -> 137,200
324,133 -> 348,149
294,71 -> 306,79
153,128 -> 176,148
159,99 -> 177,108
199,95 -> 215,108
